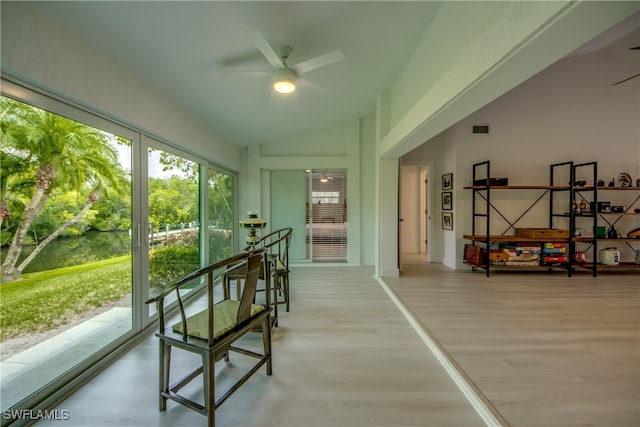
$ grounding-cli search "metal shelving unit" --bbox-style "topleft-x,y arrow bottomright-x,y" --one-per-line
463,160 -> 573,276
572,161 -> 640,275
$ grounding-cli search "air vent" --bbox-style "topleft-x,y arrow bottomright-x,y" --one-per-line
473,125 -> 489,134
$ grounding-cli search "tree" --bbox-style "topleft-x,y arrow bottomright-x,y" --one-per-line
0,97 -> 129,282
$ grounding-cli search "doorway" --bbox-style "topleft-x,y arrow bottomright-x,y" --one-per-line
306,170 -> 348,262
399,164 -> 429,270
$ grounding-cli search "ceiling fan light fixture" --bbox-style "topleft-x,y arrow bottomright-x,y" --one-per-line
274,78 -> 296,94
273,68 -> 296,94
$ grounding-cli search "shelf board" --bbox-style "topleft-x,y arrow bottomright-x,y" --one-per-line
593,187 -> 640,191
574,237 -> 640,242
463,185 -> 570,190
463,235 -> 570,243
463,261 -> 569,270
577,262 -> 640,270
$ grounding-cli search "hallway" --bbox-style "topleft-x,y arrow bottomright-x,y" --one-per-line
37,266 -> 482,427
34,260 -> 639,427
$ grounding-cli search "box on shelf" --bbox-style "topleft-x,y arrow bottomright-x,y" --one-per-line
464,244 -> 486,265
499,243 -> 541,265
515,228 -> 569,239
488,250 -> 510,264
542,255 -> 568,264
473,177 -> 509,186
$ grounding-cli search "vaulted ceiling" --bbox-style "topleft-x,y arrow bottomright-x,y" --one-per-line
31,2 -> 639,149
34,1 -> 442,147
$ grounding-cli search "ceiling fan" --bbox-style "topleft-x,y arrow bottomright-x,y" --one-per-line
612,46 -> 640,86
238,30 -> 346,95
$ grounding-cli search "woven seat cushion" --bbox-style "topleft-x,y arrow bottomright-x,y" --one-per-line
172,300 -> 265,340
276,259 -> 287,271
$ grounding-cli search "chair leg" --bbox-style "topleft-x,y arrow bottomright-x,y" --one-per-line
286,275 -> 291,312
203,353 -> 216,427
262,316 -> 273,375
159,340 -> 171,411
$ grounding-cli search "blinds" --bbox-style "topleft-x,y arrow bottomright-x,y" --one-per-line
306,170 -> 347,262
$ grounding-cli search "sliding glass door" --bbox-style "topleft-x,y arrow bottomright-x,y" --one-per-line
307,170 -> 347,262
207,167 -> 234,263
0,81 -> 237,417
0,93 -> 134,411
146,143 -> 201,301
270,169 -> 347,263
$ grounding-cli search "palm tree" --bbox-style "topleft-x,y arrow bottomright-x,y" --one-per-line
0,97 -> 129,282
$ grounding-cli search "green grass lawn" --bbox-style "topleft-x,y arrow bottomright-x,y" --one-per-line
0,256 -> 132,341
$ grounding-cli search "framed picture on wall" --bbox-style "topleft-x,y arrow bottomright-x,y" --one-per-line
442,191 -> 452,210
442,212 -> 453,230
442,173 -> 453,190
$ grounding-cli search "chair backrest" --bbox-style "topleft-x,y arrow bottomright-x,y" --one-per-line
256,227 -> 292,269
235,248 -> 263,324
146,248 -> 266,344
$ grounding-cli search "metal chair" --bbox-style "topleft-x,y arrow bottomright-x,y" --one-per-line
145,249 -> 272,427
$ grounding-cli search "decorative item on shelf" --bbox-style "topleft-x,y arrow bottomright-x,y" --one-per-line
637,177 -> 640,187
573,251 -> 587,264
597,179 -> 605,187
464,244 -> 485,265
635,208 -> 640,214
574,227 -> 582,237
591,201 -> 611,213
607,227 -> 620,239
573,180 -> 587,187
618,172 -> 632,187
239,211 -> 267,247
598,247 -> 620,265
596,226 -> 607,238
608,178 -> 615,187
611,206 -> 625,213
579,198 -> 588,213
572,199 -> 578,213
515,228 -> 569,238
635,250 -> 640,265
627,228 -> 640,238
473,177 -> 508,186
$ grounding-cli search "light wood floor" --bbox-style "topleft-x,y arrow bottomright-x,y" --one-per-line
36,258 -> 639,427
37,266 -> 483,427
388,254 -> 640,427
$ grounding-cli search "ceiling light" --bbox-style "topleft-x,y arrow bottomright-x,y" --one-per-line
273,68 -> 296,94
320,175 -> 329,183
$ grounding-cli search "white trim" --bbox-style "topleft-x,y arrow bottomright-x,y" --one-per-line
375,276 -> 510,427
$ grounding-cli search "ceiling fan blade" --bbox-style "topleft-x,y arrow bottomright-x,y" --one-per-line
612,72 -> 640,86
298,77 -> 332,95
293,50 -> 346,75
248,30 -> 284,69
227,70 -> 271,76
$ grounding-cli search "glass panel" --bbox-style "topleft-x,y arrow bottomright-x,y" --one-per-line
147,147 -> 200,299
0,96 -> 133,410
207,168 -> 233,263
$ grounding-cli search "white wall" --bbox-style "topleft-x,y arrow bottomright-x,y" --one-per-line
1,2 -> 241,170
405,39 -> 640,269
376,2 -> 638,277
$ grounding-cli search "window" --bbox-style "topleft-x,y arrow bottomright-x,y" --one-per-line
0,93 -> 134,411
0,79 -> 238,416
312,191 -> 340,204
